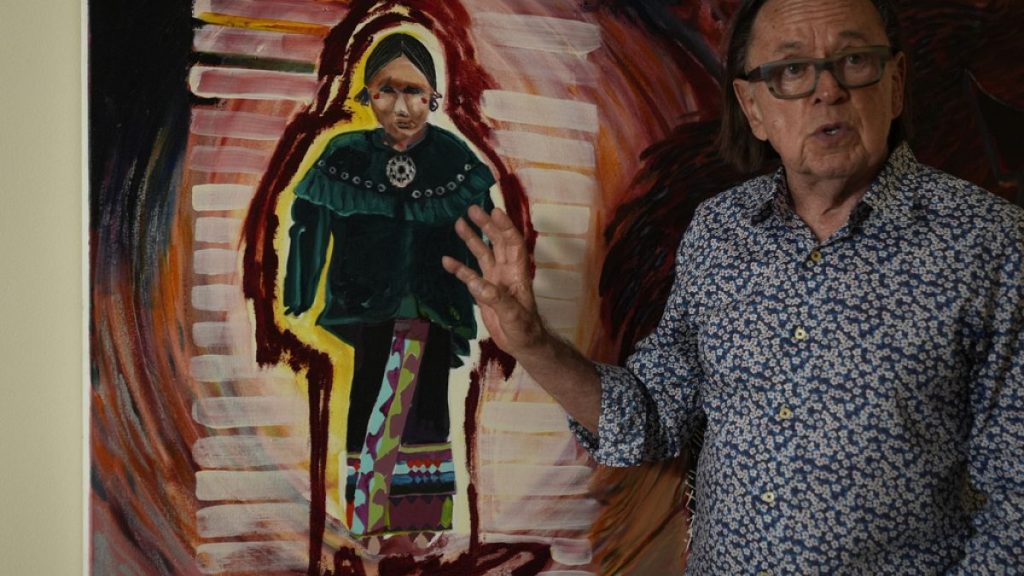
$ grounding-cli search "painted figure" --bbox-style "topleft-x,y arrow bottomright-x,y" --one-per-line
284,33 -> 495,536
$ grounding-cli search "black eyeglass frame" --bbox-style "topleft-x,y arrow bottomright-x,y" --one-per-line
741,46 -> 897,99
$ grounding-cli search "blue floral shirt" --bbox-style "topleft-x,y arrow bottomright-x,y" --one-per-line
572,144 -> 1024,574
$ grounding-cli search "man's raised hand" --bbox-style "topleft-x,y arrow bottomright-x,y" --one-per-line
441,205 -> 547,357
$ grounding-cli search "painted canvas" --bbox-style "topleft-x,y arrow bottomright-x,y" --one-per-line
89,1 -> 1024,575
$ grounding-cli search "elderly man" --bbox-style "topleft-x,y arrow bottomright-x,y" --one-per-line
444,0 -> 1024,572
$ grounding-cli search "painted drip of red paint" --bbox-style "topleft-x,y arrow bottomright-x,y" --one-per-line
328,542 -> 551,576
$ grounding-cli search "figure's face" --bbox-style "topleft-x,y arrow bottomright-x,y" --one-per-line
733,0 -> 905,189
367,56 -> 433,150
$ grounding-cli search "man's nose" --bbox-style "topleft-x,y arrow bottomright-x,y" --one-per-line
814,68 -> 847,103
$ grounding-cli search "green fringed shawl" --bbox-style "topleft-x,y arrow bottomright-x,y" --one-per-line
294,126 -> 495,224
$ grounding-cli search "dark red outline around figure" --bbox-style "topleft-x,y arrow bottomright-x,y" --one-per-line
240,2 -> 539,574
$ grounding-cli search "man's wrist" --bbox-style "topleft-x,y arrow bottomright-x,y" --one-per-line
515,324 -> 563,367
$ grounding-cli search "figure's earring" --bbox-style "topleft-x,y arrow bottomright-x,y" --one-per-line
429,91 -> 443,112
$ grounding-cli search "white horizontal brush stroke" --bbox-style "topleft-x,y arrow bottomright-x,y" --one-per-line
476,432 -> 580,466
195,217 -> 242,244
192,184 -> 255,212
534,236 -> 588,267
531,204 -> 591,236
196,503 -> 309,537
482,90 -> 598,133
192,397 -> 305,428
483,498 -> 601,531
533,269 -> 584,301
192,28 -> 322,65
482,533 -> 593,567
535,297 -> 582,329
192,321 -> 247,348
190,355 -> 255,382
194,249 -> 239,275
495,131 -> 595,168
480,402 -> 568,433
191,108 -> 290,140
190,145 -> 271,175
192,435 -> 307,468
474,13 -> 602,55
196,540 -> 308,574
191,284 -> 244,312
195,470 -> 310,501
189,65 -> 317,102
476,42 -> 597,87
517,168 -> 597,206
477,464 -> 592,497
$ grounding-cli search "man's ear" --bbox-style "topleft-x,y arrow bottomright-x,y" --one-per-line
890,51 -> 906,119
733,79 -> 768,141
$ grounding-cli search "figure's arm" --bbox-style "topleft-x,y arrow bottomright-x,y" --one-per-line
948,225 -> 1024,573
283,196 -> 331,316
443,206 -> 706,465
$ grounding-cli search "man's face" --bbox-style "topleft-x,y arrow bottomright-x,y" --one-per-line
733,0 -> 905,188
368,56 -> 432,150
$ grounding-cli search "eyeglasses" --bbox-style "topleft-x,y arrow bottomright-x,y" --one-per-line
741,46 -> 895,100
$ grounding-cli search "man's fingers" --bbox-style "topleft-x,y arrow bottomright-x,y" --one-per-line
443,254 -> 539,350
465,205 -> 506,264
454,217 -> 495,271
489,206 -> 516,230
475,207 -> 526,267
442,256 -> 500,304
466,204 -> 492,228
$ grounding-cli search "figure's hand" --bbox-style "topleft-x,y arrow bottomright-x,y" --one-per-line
442,205 -> 548,356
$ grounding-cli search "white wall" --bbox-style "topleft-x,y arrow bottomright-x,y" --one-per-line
0,0 -> 84,573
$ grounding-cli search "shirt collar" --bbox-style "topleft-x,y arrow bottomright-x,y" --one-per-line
748,142 -> 924,228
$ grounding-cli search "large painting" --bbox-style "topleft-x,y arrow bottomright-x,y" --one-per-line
89,1 -> 1024,574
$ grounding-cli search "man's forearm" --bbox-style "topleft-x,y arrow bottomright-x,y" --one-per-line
515,332 -> 603,434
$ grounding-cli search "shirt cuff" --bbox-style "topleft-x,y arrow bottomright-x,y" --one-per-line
567,362 -> 650,467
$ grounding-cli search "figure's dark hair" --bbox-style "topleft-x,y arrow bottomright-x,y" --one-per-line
717,0 -> 913,173
354,32 -> 442,109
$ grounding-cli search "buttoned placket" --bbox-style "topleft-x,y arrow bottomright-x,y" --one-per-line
742,218 -> 804,573
763,218 -> 832,573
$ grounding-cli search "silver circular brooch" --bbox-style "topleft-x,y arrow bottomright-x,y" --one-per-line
386,154 -> 417,189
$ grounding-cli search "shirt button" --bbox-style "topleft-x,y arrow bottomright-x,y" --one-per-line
761,490 -> 776,504
808,249 -> 823,263
778,405 -> 794,420
757,571 -> 772,576
793,327 -> 808,341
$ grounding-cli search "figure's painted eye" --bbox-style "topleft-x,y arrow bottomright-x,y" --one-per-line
403,86 -> 425,95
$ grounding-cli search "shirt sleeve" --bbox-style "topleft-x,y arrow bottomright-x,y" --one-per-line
949,219 -> 1024,573
569,209 -> 708,467
283,194 -> 332,316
